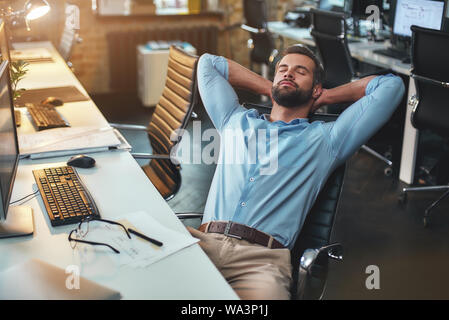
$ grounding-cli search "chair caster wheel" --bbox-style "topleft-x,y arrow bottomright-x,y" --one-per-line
423,217 -> 429,228
398,192 -> 407,204
384,167 -> 393,176
384,151 -> 393,160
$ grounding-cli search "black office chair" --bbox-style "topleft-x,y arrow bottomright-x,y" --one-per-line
110,46 -> 200,200
176,111 -> 345,300
398,26 -> 449,227
310,8 -> 394,176
241,0 -> 282,82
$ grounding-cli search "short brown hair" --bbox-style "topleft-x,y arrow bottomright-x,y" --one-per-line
277,44 -> 325,85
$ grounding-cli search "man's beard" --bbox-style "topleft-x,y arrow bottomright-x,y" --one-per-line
271,83 -> 313,108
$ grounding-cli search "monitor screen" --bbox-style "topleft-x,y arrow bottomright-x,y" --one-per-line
0,60 -> 19,221
393,0 -> 445,37
319,0 -> 347,12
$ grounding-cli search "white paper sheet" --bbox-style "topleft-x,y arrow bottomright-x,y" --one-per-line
79,211 -> 199,268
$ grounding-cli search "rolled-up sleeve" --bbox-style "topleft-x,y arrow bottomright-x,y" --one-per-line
197,54 -> 246,131
326,74 -> 405,165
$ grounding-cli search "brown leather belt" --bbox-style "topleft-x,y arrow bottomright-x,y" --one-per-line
199,221 -> 285,249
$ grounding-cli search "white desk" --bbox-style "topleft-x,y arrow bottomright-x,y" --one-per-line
2,42 -> 238,299
268,22 -> 418,184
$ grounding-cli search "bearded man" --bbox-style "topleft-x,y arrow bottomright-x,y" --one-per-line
187,45 -> 405,299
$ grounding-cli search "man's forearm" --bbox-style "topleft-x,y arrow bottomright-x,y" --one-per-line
322,76 -> 376,105
226,59 -> 272,97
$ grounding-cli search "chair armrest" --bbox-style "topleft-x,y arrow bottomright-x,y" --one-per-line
131,153 -> 171,160
109,123 -> 148,131
296,242 -> 343,300
175,212 -> 204,219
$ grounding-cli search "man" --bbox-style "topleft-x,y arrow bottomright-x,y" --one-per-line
187,45 -> 405,299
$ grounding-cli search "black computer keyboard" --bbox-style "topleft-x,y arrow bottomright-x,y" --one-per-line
27,103 -> 70,131
373,48 -> 410,62
33,166 -> 100,226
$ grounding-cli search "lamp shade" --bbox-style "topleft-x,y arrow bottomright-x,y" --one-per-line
24,0 -> 50,20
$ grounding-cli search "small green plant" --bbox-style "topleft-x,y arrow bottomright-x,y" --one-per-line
10,60 -> 29,101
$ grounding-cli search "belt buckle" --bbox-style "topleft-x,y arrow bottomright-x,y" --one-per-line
224,221 -> 242,240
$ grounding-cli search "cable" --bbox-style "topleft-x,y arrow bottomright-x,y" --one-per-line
10,189 -> 39,205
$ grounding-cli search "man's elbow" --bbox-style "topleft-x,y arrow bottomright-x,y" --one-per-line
383,75 -> 406,109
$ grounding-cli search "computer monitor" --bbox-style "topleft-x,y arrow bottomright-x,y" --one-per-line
0,19 -> 11,63
0,59 -> 34,238
392,0 -> 445,37
318,0 -> 349,12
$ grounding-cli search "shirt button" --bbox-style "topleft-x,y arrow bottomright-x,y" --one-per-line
241,202 -> 246,207
249,177 -> 255,182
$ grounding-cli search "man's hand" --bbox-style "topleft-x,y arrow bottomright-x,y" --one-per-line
311,88 -> 327,113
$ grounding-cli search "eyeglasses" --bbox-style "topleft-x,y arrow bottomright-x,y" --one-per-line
68,215 -> 131,254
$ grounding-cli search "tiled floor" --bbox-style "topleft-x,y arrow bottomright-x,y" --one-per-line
93,91 -> 449,300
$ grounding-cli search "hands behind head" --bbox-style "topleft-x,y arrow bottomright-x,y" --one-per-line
311,88 -> 326,113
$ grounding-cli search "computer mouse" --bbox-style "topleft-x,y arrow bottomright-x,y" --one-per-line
67,155 -> 96,168
41,96 -> 64,107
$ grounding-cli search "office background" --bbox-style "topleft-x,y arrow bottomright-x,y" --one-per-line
4,0 -> 449,299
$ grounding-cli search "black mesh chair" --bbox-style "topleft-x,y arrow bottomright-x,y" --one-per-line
310,8 -> 394,175
241,0 -> 281,81
176,111 -> 345,300
398,26 -> 449,227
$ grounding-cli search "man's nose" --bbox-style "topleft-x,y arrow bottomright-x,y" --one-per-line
283,69 -> 294,79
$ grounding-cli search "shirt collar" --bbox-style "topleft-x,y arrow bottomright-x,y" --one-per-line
260,113 -> 308,126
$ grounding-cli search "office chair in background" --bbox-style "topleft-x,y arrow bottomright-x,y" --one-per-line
241,0 -> 282,85
110,46 -> 199,200
176,113 -> 345,300
310,8 -> 395,176
58,3 -> 82,70
398,26 -> 449,227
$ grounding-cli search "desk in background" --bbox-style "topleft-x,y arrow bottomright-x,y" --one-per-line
267,22 -> 417,184
1,42 -> 238,300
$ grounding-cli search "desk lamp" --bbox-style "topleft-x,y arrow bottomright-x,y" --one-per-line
0,0 -> 51,30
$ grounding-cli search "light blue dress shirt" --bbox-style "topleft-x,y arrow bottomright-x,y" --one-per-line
197,54 -> 405,249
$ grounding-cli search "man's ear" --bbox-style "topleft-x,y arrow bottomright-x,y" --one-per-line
312,84 -> 323,100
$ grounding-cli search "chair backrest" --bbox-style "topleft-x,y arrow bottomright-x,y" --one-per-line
242,0 -> 276,64
310,9 -> 354,88
59,26 -> 77,62
410,25 -> 449,136
290,114 -> 346,299
143,46 -> 199,200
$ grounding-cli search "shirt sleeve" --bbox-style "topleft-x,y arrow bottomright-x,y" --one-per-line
197,54 -> 246,131
326,74 -> 405,165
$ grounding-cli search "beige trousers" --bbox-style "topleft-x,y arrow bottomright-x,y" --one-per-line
188,226 -> 292,300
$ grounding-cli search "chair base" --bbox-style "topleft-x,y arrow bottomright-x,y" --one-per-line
360,145 -> 393,176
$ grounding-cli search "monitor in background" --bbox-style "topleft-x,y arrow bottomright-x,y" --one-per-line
0,19 -> 11,63
318,0 -> 349,12
0,60 -> 34,239
393,0 -> 445,37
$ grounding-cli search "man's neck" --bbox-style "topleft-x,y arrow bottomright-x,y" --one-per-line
269,102 -> 312,123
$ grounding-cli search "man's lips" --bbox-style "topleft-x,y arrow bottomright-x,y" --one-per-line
278,80 -> 297,88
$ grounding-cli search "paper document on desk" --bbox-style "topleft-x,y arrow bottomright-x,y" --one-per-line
10,48 -> 54,62
18,126 -> 122,159
80,211 -> 199,268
